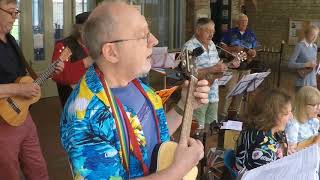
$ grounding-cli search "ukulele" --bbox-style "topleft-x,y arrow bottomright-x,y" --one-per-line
150,47 -> 204,180
297,67 -> 314,78
202,51 -> 247,83
0,47 -> 72,126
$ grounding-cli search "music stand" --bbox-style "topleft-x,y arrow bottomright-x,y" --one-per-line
217,72 -> 233,86
227,71 -> 271,117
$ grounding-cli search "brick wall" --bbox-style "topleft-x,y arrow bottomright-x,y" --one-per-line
231,0 -> 241,27
186,0 -> 211,39
243,0 -> 320,91
245,0 -> 320,58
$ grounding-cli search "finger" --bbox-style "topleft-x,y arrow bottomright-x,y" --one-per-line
198,98 -> 209,104
195,139 -> 204,149
193,92 -> 209,101
187,138 -> 197,146
196,79 -> 209,86
195,86 -> 210,93
179,136 -> 188,146
33,84 -> 41,90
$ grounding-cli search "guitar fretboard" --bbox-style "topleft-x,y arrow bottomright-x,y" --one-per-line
180,75 -> 198,140
34,60 -> 60,86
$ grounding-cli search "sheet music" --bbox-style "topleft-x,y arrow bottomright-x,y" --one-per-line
151,47 -> 176,68
220,120 -> 243,131
217,72 -> 233,86
247,72 -> 271,92
241,144 -> 320,180
227,72 -> 270,98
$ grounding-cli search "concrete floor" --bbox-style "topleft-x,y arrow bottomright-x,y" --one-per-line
30,97 -> 72,180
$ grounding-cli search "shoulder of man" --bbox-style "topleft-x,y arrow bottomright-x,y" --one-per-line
184,37 -> 197,48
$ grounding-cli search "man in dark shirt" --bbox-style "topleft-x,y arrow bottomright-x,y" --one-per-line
0,0 -> 63,179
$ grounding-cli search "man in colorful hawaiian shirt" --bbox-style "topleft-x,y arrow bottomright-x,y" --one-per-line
60,1 -> 210,179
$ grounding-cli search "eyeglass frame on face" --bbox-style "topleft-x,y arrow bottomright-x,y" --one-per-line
307,104 -> 320,109
0,7 -> 20,18
102,31 -> 151,45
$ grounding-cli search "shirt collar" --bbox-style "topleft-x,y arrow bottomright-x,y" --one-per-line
302,39 -> 316,48
191,35 -> 214,50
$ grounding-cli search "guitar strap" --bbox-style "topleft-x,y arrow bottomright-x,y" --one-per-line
7,34 -> 38,80
94,65 -> 161,176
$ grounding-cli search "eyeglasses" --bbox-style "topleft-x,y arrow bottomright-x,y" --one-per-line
0,7 -> 20,18
105,32 -> 151,44
307,104 -> 320,109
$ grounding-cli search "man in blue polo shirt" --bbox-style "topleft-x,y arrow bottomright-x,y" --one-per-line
219,13 -> 257,120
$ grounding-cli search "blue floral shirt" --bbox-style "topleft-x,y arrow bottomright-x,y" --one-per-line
285,117 -> 319,144
60,66 -> 170,179
221,27 -> 257,49
184,36 -> 220,102
235,129 -> 284,170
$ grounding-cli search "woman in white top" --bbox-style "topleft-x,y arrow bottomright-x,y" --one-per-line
285,86 -> 320,154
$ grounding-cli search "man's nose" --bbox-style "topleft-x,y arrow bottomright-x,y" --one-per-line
148,33 -> 158,47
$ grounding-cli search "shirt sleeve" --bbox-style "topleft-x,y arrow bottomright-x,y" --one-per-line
288,44 -> 305,69
251,32 -> 257,48
60,102 -> 127,180
311,118 -> 320,135
51,42 -> 87,85
183,41 -> 194,51
285,119 -> 299,144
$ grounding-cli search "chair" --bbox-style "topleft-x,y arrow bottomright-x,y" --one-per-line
223,149 -> 238,178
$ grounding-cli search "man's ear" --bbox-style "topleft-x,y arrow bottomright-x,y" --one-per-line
101,43 -> 119,63
195,27 -> 200,35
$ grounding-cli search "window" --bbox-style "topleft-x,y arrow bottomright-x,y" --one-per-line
144,0 -> 169,47
75,0 -> 88,15
130,0 -> 185,49
53,0 -> 64,41
11,0 -> 20,43
32,0 -> 45,61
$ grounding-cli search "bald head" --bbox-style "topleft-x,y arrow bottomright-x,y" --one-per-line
0,0 -> 16,6
237,13 -> 248,31
83,1 -> 144,59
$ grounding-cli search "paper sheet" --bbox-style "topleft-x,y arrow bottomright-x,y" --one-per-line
241,144 -> 320,180
220,120 -> 243,131
217,72 -> 233,86
151,47 -> 176,68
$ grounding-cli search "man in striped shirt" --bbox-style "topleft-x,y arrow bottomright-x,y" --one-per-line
184,18 -> 239,131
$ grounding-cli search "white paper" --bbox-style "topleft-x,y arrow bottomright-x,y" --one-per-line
247,72 -> 270,92
227,72 -> 270,98
220,120 -> 243,131
241,144 -> 320,180
151,47 -> 176,68
217,72 -> 233,86
33,33 -> 44,49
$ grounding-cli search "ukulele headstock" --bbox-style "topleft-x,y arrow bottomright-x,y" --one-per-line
235,51 -> 247,62
59,46 -> 72,62
176,47 -> 204,79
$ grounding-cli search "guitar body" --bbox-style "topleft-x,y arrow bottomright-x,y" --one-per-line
150,141 -> 198,180
0,46 -> 72,126
0,76 -> 41,126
